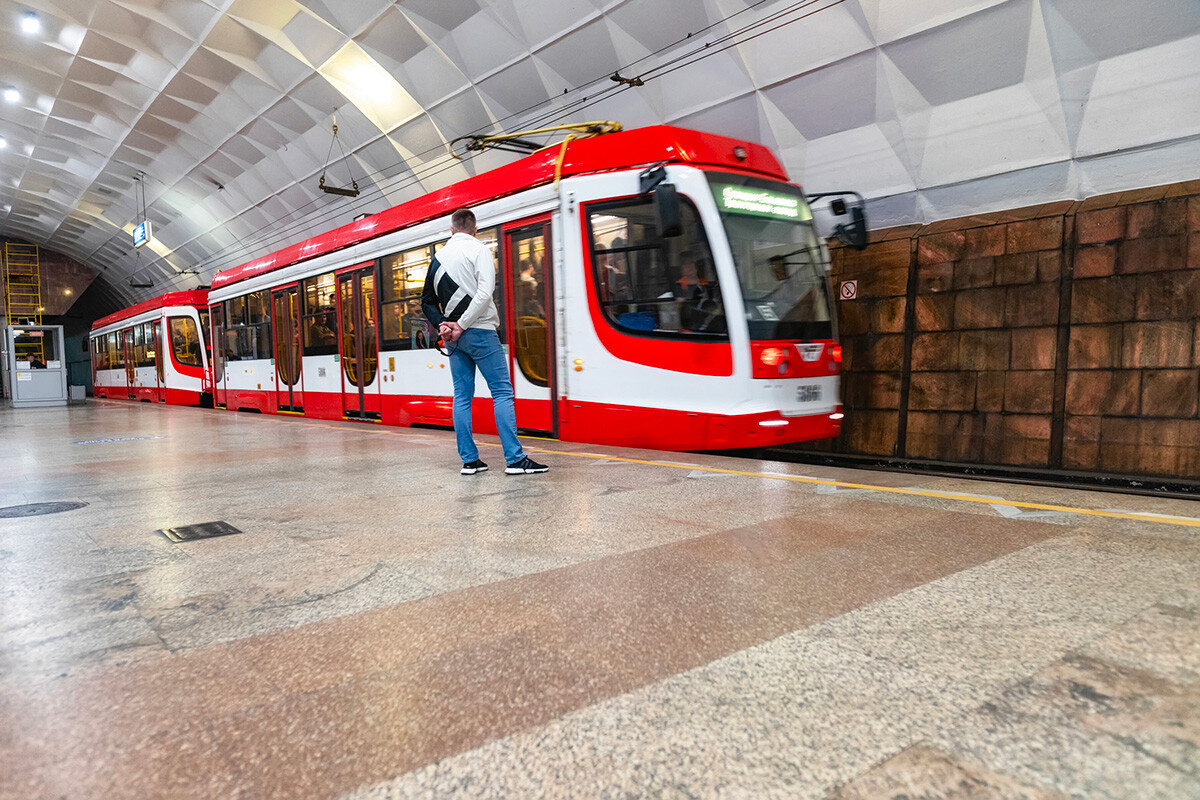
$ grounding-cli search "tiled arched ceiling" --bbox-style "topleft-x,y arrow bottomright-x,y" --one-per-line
1,0 -> 1198,306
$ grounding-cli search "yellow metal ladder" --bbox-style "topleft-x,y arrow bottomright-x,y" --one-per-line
3,242 -> 44,364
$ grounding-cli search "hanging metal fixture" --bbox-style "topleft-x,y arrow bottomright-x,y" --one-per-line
318,117 -> 360,198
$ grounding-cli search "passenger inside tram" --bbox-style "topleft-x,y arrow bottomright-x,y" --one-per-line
517,260 -> 542,318
172,325 -> 200,363
308,314 -> 336,346
672,252 -> 725,334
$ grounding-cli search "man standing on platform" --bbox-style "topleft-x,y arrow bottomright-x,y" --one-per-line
422,207 -> 549,476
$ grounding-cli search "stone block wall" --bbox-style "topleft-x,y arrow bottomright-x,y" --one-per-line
810,180 -> 1200,481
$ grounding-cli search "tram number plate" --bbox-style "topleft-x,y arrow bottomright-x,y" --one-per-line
796,384 -> 822,403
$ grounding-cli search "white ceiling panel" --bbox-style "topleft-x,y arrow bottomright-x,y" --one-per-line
881,0 -> 1032,107
737,3 -> 874,87
761,51 -> 879,140
296,0 -> 393,38
535,17 -> 622,89
0,0 -> 1194,305
357,9 -> 424,71
449,8 -> 526,81
477,57 -> 550,114
395,0 -> 482,35
399,44 -> 469,109
1076,36 -> 1200,156
604,0 -> 712,53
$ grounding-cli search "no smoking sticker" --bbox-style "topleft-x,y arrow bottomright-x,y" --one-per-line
840,280 -> 858,300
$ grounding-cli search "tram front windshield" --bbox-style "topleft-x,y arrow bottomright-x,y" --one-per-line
710,173 -> 832,341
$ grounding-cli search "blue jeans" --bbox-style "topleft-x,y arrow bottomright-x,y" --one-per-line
448,327 -> 525,465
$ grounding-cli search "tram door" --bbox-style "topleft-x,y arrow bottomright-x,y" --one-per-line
210,304 -> 227,409
337,263 -> 381,420
504,221 -> 556,435
123,328 -> 135,399
272,287 -> 304,412
152,319 -> 165,402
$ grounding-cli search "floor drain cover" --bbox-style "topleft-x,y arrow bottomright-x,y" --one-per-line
0,502 -> 89,518
158,521 -> 243,543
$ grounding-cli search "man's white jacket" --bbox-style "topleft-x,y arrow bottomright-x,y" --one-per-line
420,232 -> 501,331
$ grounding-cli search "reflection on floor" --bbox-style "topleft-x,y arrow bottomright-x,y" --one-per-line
2,401 -> 1198,799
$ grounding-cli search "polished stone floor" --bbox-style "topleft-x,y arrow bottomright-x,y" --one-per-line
1,400 -> 1198,799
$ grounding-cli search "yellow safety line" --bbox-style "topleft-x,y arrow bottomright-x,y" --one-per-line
177,410 -> 1200,530
513,448 -> 1200,529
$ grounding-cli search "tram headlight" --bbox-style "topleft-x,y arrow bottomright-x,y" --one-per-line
573,358 -> 584,372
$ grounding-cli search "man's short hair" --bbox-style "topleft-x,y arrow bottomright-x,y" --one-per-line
450,208 -> 476,232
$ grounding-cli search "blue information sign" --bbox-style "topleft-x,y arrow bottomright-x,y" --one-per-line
133,220 -> 152,248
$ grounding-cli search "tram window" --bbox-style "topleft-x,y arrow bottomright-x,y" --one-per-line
146,323 -> 158,365
587,197 -> 727,338
198,309 -> 211,361
380,245 -> 434,351
477,227 -> 504,345
132,324 -> 144,366
302,272 -> 338,356
111,331 -> 125,369
135,323 -> 154,367
145,323 -> 157,367
223,291 -> 273,361
90,337 -> 102,372
246,291 -> 269,325
169,317 -> 203,367
210,304 -> 225,382
226,323 -> 271,361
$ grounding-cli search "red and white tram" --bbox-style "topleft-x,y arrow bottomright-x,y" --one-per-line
90,291 -> 212,407
99,126 -> 846,451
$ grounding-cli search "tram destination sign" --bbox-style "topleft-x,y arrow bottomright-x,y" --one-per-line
713,184 -> 810,221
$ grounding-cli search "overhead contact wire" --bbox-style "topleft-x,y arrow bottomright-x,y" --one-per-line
183,0 -> 846,279
186,1 -> 805,274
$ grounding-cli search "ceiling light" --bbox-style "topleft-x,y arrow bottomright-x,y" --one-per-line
3,87 -> 20,103
0,138 -> 7,149
64,288 -> 72,295
20,11 -> 40,35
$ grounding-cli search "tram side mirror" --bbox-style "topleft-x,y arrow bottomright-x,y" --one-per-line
652,183 -> 683,238
835,205 -> 868,251
811,191 -> 869,251
639,164 -> 682,238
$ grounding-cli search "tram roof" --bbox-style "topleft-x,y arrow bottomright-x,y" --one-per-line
210,125 -> 788,292
92,290 -> 210,331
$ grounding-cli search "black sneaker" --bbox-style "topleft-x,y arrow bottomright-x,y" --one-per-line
505,456 -> 549,474
461,459 -> 488,475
